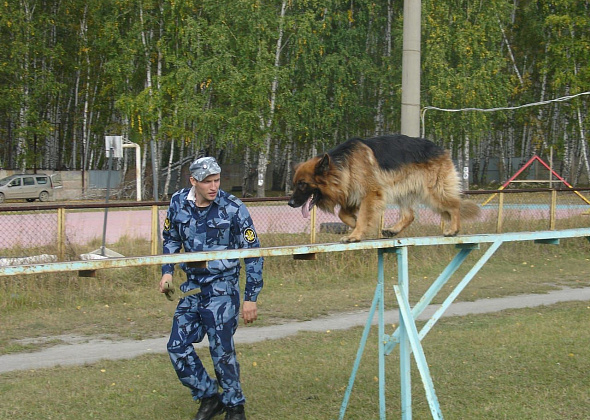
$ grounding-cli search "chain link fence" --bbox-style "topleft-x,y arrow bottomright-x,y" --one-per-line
0,189 -> 588,263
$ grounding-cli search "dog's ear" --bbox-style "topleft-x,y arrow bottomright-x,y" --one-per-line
315,154 -> 331,175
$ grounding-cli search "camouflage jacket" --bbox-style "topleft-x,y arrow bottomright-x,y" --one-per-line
162,188 -> 264,302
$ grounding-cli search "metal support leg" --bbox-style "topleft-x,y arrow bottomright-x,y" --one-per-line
394,284 -> 444,419
338,251 -> 385,420
419,240 -> 503,339
396,247 -> 412,420
378,250 -> 386,419
385,245 -> 477,355
332,230 -> 590,420
338,240 -> 504,419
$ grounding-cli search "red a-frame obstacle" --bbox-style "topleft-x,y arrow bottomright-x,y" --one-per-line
482,154 -> 590,206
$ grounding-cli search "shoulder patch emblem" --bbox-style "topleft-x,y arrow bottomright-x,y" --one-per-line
243,227 -> 257,244
164,217 -> 171,231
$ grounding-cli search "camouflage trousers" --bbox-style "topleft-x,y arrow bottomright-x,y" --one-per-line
167,292 -> 245,407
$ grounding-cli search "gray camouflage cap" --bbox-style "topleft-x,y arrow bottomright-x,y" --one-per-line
190,157 -> 221,181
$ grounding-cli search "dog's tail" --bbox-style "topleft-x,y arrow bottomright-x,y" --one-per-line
460,199 -> 481,220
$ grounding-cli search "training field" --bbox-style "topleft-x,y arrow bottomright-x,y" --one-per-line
1,225 -> 589,419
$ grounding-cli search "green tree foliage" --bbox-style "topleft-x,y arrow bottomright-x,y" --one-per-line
422,0 -> 512,137
0,0 -> 588,194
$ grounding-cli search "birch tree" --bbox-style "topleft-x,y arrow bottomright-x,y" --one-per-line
256,0 -> 288,197
0,0 -> 588,189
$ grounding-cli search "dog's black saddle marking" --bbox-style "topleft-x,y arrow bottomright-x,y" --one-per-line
326,134 -> 445,172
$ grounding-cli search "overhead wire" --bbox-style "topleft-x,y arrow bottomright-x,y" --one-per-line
421,91 -> 590,137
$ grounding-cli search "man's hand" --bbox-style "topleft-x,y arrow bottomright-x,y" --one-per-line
241,301 -> 258,325
159,273 -> 175,300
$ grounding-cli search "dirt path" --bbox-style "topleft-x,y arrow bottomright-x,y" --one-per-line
2,286 -> 590,374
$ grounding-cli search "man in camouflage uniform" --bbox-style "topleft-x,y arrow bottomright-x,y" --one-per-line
159,157 -> 263,420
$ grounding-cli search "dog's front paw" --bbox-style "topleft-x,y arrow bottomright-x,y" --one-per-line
340,235 -> 362,243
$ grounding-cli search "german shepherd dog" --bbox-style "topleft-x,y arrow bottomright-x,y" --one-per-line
288,134 -> 480,242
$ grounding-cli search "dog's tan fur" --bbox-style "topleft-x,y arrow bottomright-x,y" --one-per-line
291,141 -> 480,243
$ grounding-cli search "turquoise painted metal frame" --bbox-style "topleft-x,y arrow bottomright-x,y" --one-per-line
0,228 -> 588,277
1,228 -> 589,419
338,228 -> 590,420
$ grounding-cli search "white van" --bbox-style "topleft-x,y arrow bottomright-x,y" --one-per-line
0,174 -> 61,203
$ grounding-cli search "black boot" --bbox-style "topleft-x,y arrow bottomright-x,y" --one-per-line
193,395 -> 225,420
224,405 -> 246,420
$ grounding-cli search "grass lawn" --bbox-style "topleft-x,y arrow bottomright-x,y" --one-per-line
1,302 -> 589,419
0,234 -> 589,419
1,237 -> 589,352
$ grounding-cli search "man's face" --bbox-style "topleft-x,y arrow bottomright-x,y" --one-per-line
190,174 -> 220,205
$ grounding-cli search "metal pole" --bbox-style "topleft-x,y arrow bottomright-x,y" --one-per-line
3,229 -> 590,277
550,189 -> 557,230
100,148 -> 114,256
378,250 -> 386,419
122,142 -> 142,201
135,144 -> 142,201
401,0 -> 422,137
384,245 -> 476,355
397,246 -> 412,419
394,284 -> 444,419
57,207 -> 66,261
151,205 -> 160,255
310,206 -> 317,243
496,192 -> 504,233
338,265 -> 384,420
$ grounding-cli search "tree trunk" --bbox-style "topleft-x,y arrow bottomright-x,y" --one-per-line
570,35 -> 590,184
17,0 -> 35,171
175,124 -> 186,191
284,137 -> 293,195
141,145 -> 148,200
480,136 -> 492,184
242,146 -> 254,198
140,3 -> 161,200
256,0 -> 287,197
461,135 -> 470,191
506,126 -> 515,176
498,133 -> 506,183
562,129 -> 571,182
81,6 -> 91,173
374,0 -> 393,135
498,18 -> 523,87
163,138 -> 175,199
575,105 -> 589,185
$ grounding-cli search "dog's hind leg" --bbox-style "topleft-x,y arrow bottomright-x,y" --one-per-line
440,206 -> 461,236
382,205 -> 414,237
429,161 -> 463,236
431,196 -> 461,236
